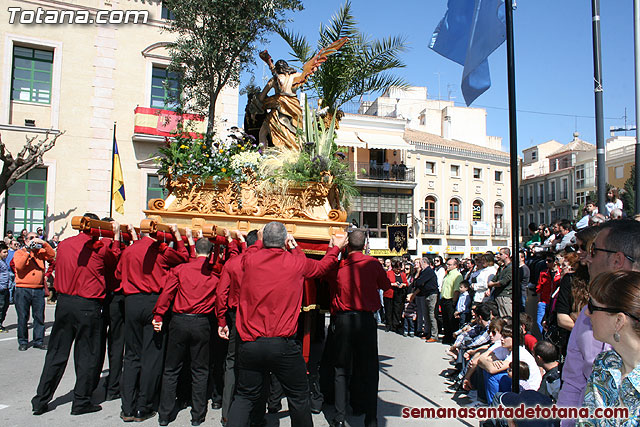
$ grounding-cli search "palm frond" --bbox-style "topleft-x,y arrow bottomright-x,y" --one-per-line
276,27 -> 312,64
318,0 -> 358,48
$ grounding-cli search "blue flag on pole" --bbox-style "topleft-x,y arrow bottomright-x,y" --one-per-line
430,0 -> 506,105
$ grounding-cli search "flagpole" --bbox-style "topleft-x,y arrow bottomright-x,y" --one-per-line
505,0 -> 520,392
591,0 -> 606,214
634,0 -> 640,213
110,122 -> 116,218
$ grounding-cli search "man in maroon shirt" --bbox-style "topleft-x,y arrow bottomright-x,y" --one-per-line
152,237 -> 218,426
31,213 -> 121,416
116,224 -> 188,422
227,222 -> 347,427
325,229 -> 391,427
102,221 -> 137,401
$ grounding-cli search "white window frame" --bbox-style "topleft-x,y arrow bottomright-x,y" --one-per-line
2,34 -> 63,128
450,164 -> 460,178
425,161 -> 436,175
473,167 -> 482,180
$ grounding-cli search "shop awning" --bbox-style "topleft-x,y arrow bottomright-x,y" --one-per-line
336,130 -> 411,150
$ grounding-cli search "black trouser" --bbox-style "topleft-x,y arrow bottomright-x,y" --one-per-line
121,293 -> 165,414
159,314 -> 211,422
414,295 -> 426,335
106,292 -> 125,397
332,311 -> 378,426
227,337 -> 312,427
383,297 -> 394,328
32,294 -> 102,412
0,289 -> 9,326
207,316 -> 227,406
440,298 -> 455,343
391,287 -> 407,331
221,310 -> 237,421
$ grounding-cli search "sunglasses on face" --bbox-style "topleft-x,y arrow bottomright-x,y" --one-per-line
587,298 -> 640,322
589,244 -> 636,264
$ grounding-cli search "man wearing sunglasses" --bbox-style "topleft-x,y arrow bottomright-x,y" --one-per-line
557,219 -> 640,427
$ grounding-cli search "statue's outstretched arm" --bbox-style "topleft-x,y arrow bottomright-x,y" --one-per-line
292,37 -> 349,90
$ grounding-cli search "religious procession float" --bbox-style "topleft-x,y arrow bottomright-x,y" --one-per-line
80,39 -> 353,361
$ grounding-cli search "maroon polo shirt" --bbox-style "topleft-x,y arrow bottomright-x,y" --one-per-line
54,232 -> 121,300
325,251 -> 391,314
116,236 -> 189,295
215,251 -> 243,328
153,257 -> 219,321
235,241 -> 340,342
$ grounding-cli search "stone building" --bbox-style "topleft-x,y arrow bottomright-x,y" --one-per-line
0,0 -> 238,237
338,86 -> 512,259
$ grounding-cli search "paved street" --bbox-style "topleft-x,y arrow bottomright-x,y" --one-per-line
0,305 -> 471,426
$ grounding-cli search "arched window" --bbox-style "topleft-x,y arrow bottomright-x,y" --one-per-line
472,200 -> 483,221
424,196 -> 436,232
449,198 -> 460,221
494,202 -> 504,228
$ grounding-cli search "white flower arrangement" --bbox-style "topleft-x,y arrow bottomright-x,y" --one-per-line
230,151 -> 262,169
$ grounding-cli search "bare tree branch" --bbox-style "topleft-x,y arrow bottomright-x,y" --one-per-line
0,131 -> 64,195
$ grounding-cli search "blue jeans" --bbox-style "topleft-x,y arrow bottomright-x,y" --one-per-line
537,302 -> 547,335
483,370 -> 508,404
15,287 -> 45,346
403,317 -> 415,334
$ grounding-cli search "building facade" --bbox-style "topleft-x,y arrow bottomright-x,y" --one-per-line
519,134 -> 595,230
337,86 -> 512,259
0,0 -> 238,238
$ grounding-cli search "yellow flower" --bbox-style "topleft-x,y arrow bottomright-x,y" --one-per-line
221,168 -> 226,173
180,145 -> 188,149
219,149 -> 224,153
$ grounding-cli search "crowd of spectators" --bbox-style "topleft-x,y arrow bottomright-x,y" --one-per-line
414,199 -> 640,426
375,195 -> 640,425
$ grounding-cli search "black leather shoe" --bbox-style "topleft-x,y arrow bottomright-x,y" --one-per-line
18,344 -> 27,351
33,344 -> 47,350
33,404 -> 48,415
211,401 -> 222,410
330,421 -> 346,427
120,410 -> 135,422
71,404 -> 102,415
134,410 -> 156,422
191,418 -> 205,426
159,419 -> 170,426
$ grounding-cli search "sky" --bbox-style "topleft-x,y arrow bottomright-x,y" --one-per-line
238,0 -> 637,154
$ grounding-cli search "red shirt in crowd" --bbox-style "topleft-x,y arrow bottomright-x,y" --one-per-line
325,251 -> 391,314
153,256 -> 219,322
54,232 -> 121,300
385,270 -> 408,299
236,240 -> 340,342
215,241 -> 247,328
116,236 -> 189,295
536,269 -> 554,305
101,237 -> 124,293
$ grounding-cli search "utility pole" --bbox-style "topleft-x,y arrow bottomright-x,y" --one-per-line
591,0 -> 607,215
634,0 -> 640,213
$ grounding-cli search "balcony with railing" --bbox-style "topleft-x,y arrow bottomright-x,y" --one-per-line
353,162 -> 415,182
560,191 -> 568,200
419,220 -> 510,237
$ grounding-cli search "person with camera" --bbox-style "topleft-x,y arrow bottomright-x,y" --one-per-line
13,230 -> 55,351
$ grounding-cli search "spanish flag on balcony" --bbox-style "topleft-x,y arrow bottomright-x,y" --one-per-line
112,127 -> 125,215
